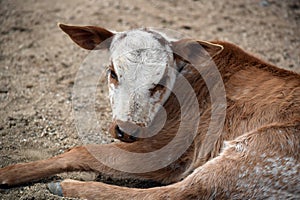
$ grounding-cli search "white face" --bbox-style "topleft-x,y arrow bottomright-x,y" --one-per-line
107,29 -> 176,127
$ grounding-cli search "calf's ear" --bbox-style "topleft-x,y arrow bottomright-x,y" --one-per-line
58,23 -> 114,50
171,39 -> 223,67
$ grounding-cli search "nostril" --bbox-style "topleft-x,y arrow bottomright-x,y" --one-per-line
115,125 -> 124,139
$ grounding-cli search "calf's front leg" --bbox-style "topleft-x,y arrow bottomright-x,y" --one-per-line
0,143 -> 157,187
0,140 -> 186,187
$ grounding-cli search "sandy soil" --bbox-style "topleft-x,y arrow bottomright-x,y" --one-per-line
0,0 -> 299,199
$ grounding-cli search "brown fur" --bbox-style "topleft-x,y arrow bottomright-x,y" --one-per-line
0,28 -> 299,199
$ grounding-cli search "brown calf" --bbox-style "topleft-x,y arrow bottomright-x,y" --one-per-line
0,25 -> 299,199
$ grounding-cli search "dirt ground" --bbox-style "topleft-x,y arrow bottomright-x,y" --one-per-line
0,0 -> 299,199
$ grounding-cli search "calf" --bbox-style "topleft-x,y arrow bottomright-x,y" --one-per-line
0,24 -> 299,199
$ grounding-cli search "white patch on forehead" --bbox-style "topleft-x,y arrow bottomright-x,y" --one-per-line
108,29 -> 176,126
110,30 -> 171,84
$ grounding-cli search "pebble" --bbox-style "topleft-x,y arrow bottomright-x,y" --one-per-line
260,0 -> 269,7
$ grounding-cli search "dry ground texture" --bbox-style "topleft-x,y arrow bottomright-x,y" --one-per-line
0,0 -> 299,199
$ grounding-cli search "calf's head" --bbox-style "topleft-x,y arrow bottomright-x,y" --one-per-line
59,24 -> 223,142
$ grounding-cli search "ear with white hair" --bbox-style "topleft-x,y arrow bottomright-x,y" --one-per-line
171,39 -> 223,69
58,23 -> 114,50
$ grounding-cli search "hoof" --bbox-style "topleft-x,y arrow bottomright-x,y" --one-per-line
48,182 -> 63,197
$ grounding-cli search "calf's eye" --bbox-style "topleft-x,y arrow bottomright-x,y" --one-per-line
108,69 -> 118,81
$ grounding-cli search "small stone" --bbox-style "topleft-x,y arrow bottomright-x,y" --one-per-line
26,84 -> 33,89
260,0 -> 269,7
181,25 -> 192,30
